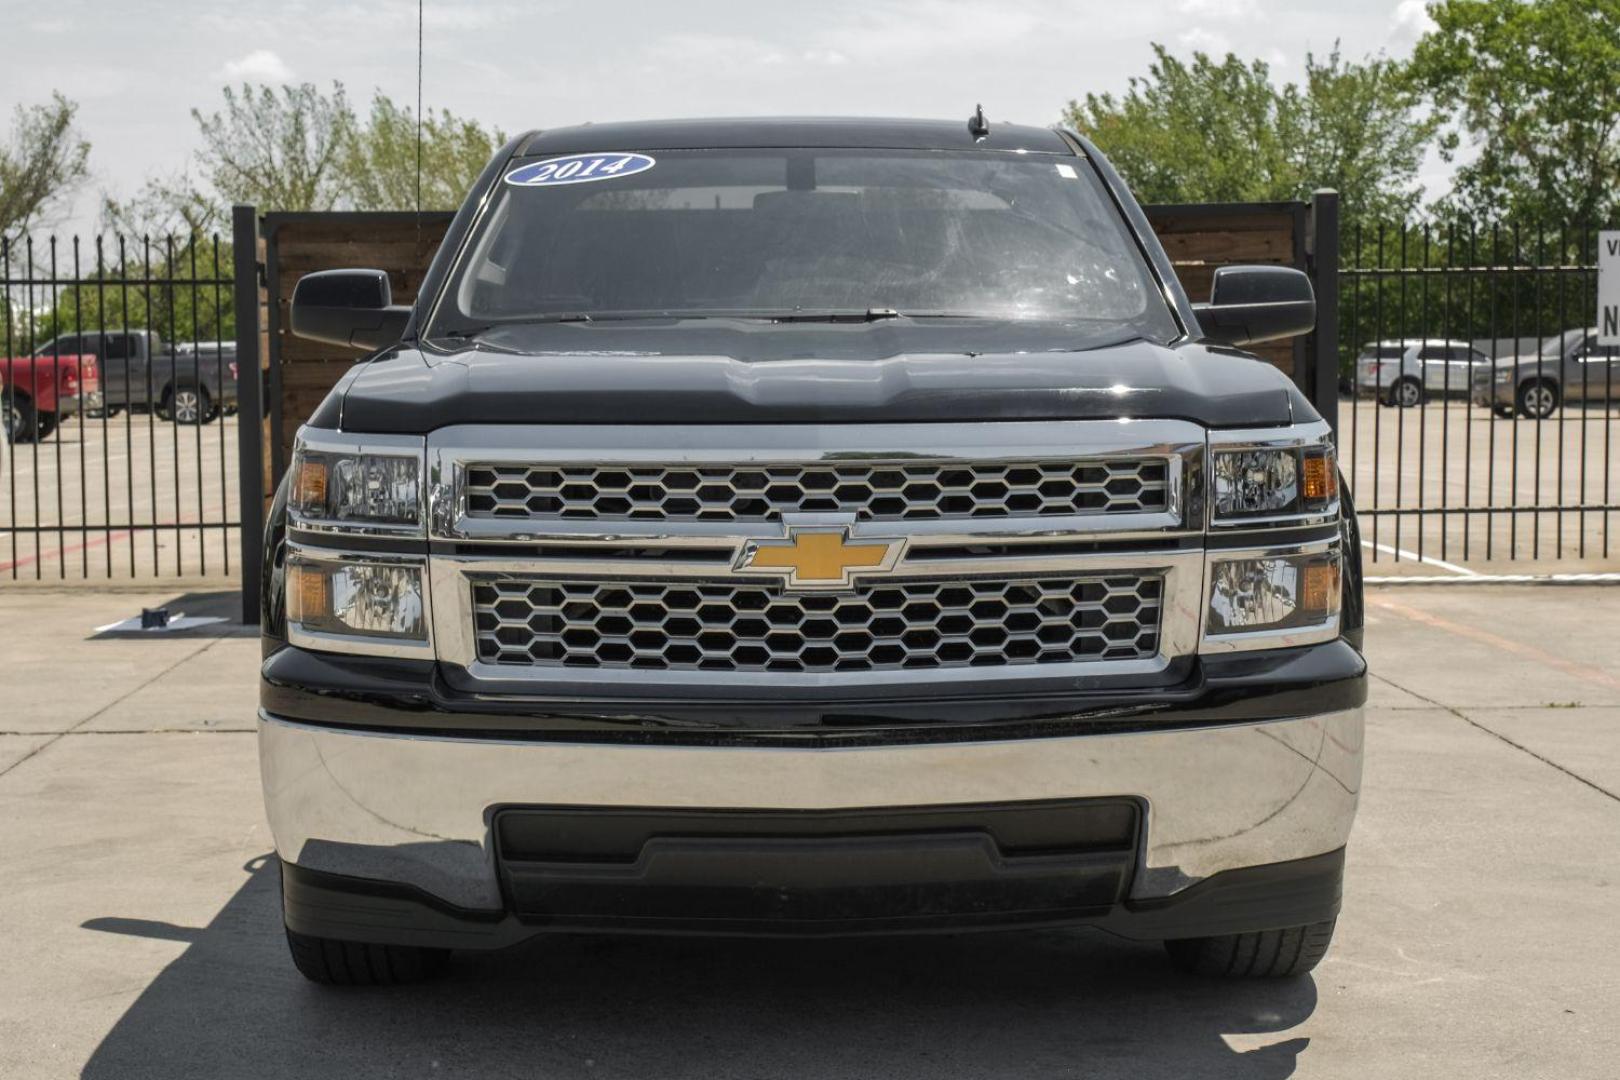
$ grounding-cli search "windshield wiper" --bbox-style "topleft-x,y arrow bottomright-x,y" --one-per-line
769,308 -> 903,324
767,309 -> 1027,324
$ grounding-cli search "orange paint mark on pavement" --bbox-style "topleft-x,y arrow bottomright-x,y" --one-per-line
1368,595 -> 1620,693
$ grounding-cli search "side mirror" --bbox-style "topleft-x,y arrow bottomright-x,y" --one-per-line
290,269 -> 412,350
1191,265 -> 1316,348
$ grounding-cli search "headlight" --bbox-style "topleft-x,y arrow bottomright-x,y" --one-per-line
289,429 -> 425,535
285,549 -> 432,658
1203,544 -> 1341,651
1210,429 -> 1337,526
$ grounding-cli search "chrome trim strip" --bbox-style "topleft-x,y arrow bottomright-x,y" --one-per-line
1209,420 -> 1333,451
258,706 -> 1364,909
441,511 -> 1190,545
285,544 -> 437,661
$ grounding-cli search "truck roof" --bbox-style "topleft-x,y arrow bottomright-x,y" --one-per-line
515,116 -> 1076,158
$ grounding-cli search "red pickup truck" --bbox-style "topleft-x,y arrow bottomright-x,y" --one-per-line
1,351 -> 101,442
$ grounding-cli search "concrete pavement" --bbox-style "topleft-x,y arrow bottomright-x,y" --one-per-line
0,584 -> 1616,1078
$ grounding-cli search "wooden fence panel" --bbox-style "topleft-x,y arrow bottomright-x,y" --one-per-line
264,213 -> 453,473
1145,202 -> 1308,385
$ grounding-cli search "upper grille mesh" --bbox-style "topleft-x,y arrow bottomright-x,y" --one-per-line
464,459 -> 1170,523
472,574 -> 1163,674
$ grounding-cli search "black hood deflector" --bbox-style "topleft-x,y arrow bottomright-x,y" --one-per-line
336,329 -> 1307,432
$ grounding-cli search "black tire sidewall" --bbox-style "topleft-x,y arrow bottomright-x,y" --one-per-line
3,395 -> 37,442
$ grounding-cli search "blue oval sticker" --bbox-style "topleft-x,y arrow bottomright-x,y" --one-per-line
504,152 -> 656,187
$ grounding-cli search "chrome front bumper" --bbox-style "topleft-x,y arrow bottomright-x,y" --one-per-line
258,707 -> 1363,912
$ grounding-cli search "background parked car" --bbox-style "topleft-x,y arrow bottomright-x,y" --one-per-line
1471,328 -> 1620,419
1,348 -> 102,442
31,330 -> 238,424
1355,338 -> 1491,407
174,341 -> 239,418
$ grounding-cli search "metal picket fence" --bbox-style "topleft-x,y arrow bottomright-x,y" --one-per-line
1341,222 -> 1619,569
1,234 -> 240,580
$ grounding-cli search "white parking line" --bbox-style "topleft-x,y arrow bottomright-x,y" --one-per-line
1360,539 -> 1478,576
1366,572 -> 1620,585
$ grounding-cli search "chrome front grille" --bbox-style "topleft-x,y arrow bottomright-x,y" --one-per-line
431,421 -> 1206,687
471,574 -> 1163,674
464,459 -> 1170,523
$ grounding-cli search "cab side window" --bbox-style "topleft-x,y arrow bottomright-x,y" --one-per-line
35,335 -> 81,357
1581,335 -> 1619,362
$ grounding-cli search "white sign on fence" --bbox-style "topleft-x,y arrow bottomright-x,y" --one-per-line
1602,230 -> 1620,346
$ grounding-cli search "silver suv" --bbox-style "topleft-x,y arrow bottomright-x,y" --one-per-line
1355,339 -> 1490,407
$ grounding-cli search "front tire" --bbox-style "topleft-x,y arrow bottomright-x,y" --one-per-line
1388,377 -> 1424,408
1516,379 -> 1558,419
1164,919 -> 1337,979
2,394 -> 36,442
285,927 -> 450,986
163,385 -> 213,425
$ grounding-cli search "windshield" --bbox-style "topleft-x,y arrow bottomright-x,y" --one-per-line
431,148 -> 1179,343
1541,331 -> 1583,358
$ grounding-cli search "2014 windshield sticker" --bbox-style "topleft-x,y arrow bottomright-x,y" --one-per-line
504,153 -> 656,187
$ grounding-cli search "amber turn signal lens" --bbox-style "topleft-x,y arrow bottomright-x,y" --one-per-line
288,565 -> 330,623
1302,455 -> 1336,503
295,460 -> 327,509
1301,561 -> 1340,614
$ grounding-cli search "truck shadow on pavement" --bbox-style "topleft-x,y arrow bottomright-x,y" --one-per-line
80,856 -> 1317,1079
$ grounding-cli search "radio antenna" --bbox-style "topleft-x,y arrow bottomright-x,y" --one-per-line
415,0 -> 424,217
967,103 -> 989,140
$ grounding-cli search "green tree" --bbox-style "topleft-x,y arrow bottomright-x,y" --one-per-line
1407,0 -> 1620,225
0,92 -> 91,239
1063,46 -> 1437,223
100,173 -> 223,238
191,82 -> 355,212
342,92 -> 505,211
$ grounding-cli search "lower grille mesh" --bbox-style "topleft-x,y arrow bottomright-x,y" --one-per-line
472,575 -> 1163,674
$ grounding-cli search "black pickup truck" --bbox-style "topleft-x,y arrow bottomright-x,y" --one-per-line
259,115 -> 1366,986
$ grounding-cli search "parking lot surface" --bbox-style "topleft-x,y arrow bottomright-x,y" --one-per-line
1,585 -> 1617,1078
1,413 -> 238,582
1342,397 -> 1620,574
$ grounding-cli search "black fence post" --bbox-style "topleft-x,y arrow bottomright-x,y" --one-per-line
1308,190 -> 1341,435
232,205 -> 263,625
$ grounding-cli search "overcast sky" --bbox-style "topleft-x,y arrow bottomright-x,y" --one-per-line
3,0 -> 1440,237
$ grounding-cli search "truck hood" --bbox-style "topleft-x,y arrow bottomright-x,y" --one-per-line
335,326 -> 1308,433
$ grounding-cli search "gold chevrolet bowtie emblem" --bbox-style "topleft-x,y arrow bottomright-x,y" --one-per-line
735,518 -> 905,591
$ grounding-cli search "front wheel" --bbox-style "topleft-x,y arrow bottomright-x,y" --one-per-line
2,394 -> 36,442
1516,379 -> 1558,419
285,928 -> 450,986
1388,377 -> 1424,408
1164,919 -> 1337,978
163,385 -> 213,425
